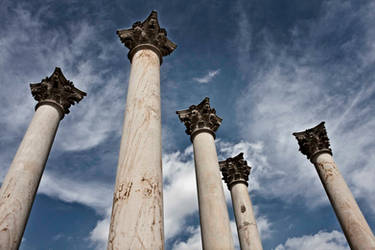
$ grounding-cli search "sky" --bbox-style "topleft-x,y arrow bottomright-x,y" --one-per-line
0,0 -> 374,249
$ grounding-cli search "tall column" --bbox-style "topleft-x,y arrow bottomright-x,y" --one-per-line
108,11 -> 176,250
293,122 -> 375,250
219,153 -> 263,250
177,97 -> 234,250
0,67 -> 86,250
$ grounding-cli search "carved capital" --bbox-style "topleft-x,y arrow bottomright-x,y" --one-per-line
30,67 -> 86,119
293,121 -> 332,163
117,11 -> 176,64
176,97 -> 222,140
219,153 -> 251,190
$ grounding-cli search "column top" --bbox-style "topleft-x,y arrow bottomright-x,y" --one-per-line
176,97 -> 222,141
219,153 -> 251,190
30,67 -> 86,119
293,121 -> 332,163
117,10 -> 177,64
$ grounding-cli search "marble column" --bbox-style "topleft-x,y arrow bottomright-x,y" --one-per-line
108,11 -> 176,250
293,122 -> 375,250
219,153 -> 263,250
0,67 -> 86,250
177,97 -> 234,250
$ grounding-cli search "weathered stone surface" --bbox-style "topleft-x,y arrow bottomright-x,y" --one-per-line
231,184 -> 263,250
0,105 -> 61,250
176,98 -> 233,249
293,122 -> 375,250
176,97 -> 222,140
108,49 -> 164,250
219,152 -> 251,190
293,121 -> 332,162
220,153 -> 263,250
192,132 -> 235,250
0,68 -> 85,249
315,153 -> 375,250
30,67 -> 86,118
117,11 -> 176,63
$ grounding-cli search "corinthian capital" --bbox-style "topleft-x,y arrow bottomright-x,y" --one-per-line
176,97 -> 222,139
293,121 -> 332,162
30,67 -> 86,119
219,153 -> 251,190
117,11 -> 177,63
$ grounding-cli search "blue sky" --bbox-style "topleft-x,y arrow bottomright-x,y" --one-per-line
1,0 -> 374,249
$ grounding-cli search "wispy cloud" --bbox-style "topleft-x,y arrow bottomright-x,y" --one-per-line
234,0 -> 375,213
39,173 -> 113,215
193,69 -> 220,83
88,209 -> 111,250
275,230 -> 349,250
0,5 -> 123,248
0,5 -> 126,153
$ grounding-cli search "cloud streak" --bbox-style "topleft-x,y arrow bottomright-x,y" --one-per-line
234,0 -> 375,214
193,69 -> 220,83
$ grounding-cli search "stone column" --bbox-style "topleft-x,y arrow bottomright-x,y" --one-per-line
0,67 -> 86,250
177,97 -> 234,250
219,153 -> 263,250
293,122 -> 375,250
108,11 -> 176,250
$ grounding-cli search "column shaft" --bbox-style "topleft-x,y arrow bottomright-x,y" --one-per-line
0,105 -> 61,250
192,132 -> 234,250
108,49 -> 164,250
314,153 -> 375,250
231,183 -> 263,250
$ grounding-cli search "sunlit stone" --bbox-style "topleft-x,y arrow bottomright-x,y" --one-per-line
177,97 -> 234,250
0,68 -> 86,250
293,122 -> 375,250
108,11 -> 176,250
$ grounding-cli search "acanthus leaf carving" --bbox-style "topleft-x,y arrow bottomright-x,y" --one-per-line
293,121 -> 332,162
176,97 -> 222,138
117,11 -> 176,60
30,67 -> 86,118
219,152 -> 251,190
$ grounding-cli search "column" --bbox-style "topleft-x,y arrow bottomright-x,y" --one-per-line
219,153 -> 263,250
293,122 -> 375,250
0,67 -> 86,250
177,97 -> 234,250
108,11 -> 176,250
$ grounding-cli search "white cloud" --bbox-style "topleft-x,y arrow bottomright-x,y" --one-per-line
172,226 -> 202,250
0,4 -> 126,153
256,215 -> 272,240
163,148 -> 199,239
172,222 -> 240,250
38,172 -> 113,215
234,0 -> 375,213
89,209 -> 111,250
274,230 -> 349,250
172,221 -> 241,250
193,69 -> 220,83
